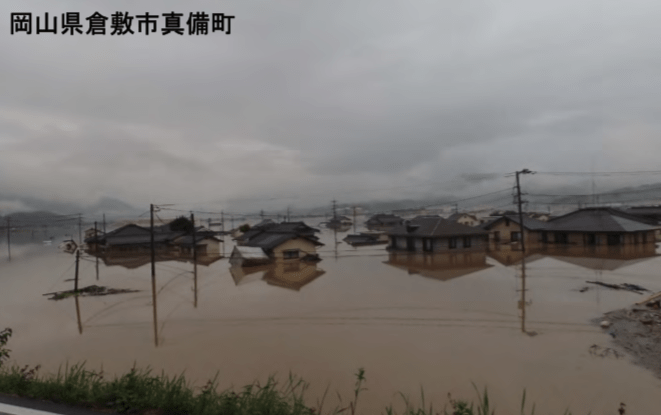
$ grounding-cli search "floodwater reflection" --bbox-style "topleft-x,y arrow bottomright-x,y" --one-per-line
384,252 -> 493,281
541,244 -> 658,271
3,232 -> 661,414
230,261 -> 326,291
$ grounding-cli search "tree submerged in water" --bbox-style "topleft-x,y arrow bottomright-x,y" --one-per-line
169,216 -> 194,233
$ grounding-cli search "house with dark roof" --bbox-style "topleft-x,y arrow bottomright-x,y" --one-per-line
447,212 -> 480,227
236,221 -> 324,261
541,207 -> 660,246
481,215 -> 548,248
386,216 -> 488,253
365,214 -> 404,230
85,223 -> 223,256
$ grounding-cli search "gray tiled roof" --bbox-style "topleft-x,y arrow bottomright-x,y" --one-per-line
546,208 -> 660,232
388,217 -> 487,237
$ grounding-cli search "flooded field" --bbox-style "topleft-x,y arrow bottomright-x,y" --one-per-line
1,218 -> 661,414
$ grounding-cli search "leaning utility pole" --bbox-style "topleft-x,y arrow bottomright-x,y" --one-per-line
150,204 -> 158,347
6,217 -> 10,262
191,212 -> 198,309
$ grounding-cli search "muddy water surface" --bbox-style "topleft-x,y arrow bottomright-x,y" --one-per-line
1,222 -> 661,414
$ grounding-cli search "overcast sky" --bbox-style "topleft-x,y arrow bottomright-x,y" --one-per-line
2,0 -> 661,214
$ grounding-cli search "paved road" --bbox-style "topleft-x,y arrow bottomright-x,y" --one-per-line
0,395 -> 116,415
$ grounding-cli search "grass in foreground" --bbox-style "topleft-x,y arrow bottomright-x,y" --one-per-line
0,363 -> 585,415
0,328 -> 589,415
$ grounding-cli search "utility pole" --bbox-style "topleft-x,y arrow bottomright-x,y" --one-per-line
74,249 -> 80,293
353,206 -> 357,234
287,207 -> 291,222
6,217 -> 10,262
454,203 -> 459,214
150,204 -> 158,347
103,213 -> 106,234
75,295 -> 83,335
332,200 -> 337,219
94,221 -> 99,280
78,213 -> 82,246
231,215 -> 234,230
221,211 -> 224,233
191,212 -> 198,309
514,168 -> 534,334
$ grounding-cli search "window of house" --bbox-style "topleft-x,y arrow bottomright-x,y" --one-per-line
607,234 -> 621,246
283,249 -> 300,259
423,238 -> 433,252
463,237 -> 471,248
511,232 -> 521,242
642,233 -> 648,244
448,238 -> 457,249
505,219 -> 510,227
585,234 -> 596,246
555,233 -> 568,244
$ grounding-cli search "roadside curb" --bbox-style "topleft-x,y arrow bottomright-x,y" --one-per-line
0,394 -> 117,415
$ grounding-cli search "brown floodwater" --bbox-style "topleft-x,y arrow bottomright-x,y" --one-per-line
1,219 -> 661,414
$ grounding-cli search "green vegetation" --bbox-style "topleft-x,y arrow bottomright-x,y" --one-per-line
0,328 -> 588,415
239,224 -> 251,232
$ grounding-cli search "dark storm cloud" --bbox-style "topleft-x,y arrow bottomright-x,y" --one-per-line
2,0 -> 661,211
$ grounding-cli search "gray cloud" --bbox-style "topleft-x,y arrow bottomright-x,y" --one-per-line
2,0 -> 661,213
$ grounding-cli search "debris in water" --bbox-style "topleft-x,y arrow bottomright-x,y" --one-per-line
43,285 -> 140,301
586,281 -> 650,294
588,344 -> 623,359
600,320 -> 611,329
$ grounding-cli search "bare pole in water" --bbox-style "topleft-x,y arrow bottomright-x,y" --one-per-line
150,204 -> 159,347
75,295 -> 83,335
191,212 -> 198,309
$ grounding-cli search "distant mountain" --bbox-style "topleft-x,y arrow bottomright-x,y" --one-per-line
85,197 -> 141,218
0,211 -> 76,228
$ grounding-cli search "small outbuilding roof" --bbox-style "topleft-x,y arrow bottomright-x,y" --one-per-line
231,246 -> 269,260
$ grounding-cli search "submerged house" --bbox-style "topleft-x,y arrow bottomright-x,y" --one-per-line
386,216 -> 488,253
343,231 -> 389,246
326,215 -> 352,229
365,214 -> 404,230
481,215 -> 548,248
542,208 -> 660,246
85,223 -> 223,256
234,221 -> 324,262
